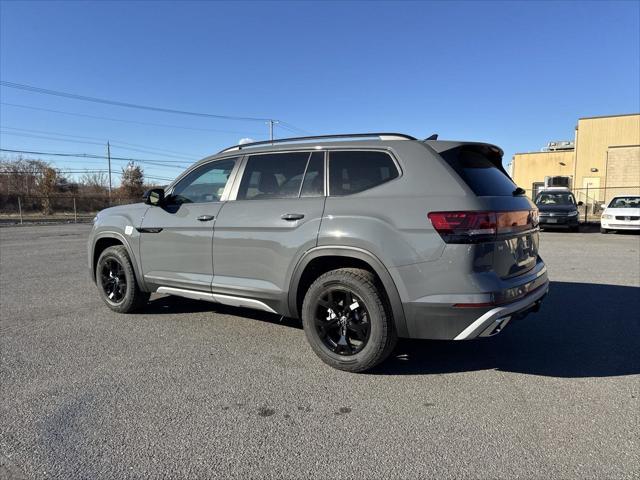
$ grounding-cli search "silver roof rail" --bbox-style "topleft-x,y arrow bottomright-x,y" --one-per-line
218,132 -> 417,154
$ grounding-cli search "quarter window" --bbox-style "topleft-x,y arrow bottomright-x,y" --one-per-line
329,151 -> 399,196
238,152 -> 323,200
170,158 -> 237,204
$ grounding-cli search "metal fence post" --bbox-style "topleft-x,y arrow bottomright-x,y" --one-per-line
584,185 -> 589,223
18,196 -> 23,225
73,197 -> 77,223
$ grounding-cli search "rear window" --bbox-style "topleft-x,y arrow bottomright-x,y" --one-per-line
329,150 -> 399,196
438,147 -> 517,196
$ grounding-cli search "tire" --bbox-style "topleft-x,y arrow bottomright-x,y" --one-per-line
600,227 -> 609,234
301,268 -> 397,373
96,245 -> 149,313
570,225 -> 580,232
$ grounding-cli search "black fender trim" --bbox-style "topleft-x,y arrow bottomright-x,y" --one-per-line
288,246 -> 408,337
92,231 -> 149,292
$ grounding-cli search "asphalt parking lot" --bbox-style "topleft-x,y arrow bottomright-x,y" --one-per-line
1,224 -> 639,479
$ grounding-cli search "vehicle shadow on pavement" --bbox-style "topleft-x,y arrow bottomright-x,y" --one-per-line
143,294 -> 303,330
371,281 -> 640,378
143,282 -> 639,378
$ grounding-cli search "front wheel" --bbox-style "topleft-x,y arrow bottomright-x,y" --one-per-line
301,268 -> 397,372
96,245 -> 149,313
600,227 -> 609,234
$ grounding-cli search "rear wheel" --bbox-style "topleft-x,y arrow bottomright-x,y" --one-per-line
96,245 -> 149,313
301,268 -> 397,372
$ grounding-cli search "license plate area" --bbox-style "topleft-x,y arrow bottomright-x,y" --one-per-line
494,231 -> 539,279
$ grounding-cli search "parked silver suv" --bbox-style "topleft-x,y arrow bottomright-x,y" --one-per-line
88,133 -> 548,372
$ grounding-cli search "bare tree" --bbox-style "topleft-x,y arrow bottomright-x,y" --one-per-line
0,157 -> 51,196
80,171 -> 109,194
120,162 -> 145,199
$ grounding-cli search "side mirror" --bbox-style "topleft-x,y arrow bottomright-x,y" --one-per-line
144,188 -> 165,206
577,201 -> 584,206
600,203 -> 606,209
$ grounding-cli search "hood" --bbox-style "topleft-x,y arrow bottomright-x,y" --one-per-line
604,207 -> 640,216
99,202 -> 148,216
536,203 -> 577,212
96,202 -> 150,223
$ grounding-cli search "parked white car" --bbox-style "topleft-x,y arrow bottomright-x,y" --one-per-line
600,195 -> 640,233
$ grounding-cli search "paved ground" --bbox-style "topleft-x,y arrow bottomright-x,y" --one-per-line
1,224 -> 639,479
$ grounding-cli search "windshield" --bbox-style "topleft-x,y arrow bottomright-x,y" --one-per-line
608,196 -> 640,209
535,192 -> 576,206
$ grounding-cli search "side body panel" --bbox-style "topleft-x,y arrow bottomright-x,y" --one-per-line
138,202 -> 224,290
212,196 -> 325,313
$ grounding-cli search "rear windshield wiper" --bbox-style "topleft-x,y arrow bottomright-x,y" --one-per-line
512,187 -> 526,196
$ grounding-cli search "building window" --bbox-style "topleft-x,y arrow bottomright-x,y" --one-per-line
532,182 -> 545,200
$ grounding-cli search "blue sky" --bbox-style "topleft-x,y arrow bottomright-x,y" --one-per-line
1,0 -> 639,184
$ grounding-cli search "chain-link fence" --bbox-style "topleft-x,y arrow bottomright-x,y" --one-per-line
0,194 -> 140,225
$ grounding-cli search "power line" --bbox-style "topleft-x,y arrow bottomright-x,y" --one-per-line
0,169 -> 174,181
0,125 -> 199,158
0,151 -> 185,170
278,121 -> 312,136
1,102 -> 268,136
0,130 -> 195,161
0,138 -> 189,164
0,147 -> 189,165
1,81 -> 274,122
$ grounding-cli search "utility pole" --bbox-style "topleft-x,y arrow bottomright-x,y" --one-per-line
269,120 -> 279,142
107,141 -> 112,203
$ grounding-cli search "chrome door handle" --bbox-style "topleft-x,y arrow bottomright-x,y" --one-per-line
281,213 -> 304,221
197,215 -> 215,222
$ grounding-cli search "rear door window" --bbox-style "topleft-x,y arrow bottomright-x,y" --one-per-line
439,147 -> 517,196
237,151 -> 323,200
329,150 -> 399,196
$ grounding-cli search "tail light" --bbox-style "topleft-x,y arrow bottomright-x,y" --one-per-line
428,210 -> 538,244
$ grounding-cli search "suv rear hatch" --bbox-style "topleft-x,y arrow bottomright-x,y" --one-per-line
427,142 -> 539,280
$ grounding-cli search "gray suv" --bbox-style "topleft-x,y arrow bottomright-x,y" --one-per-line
88,133 -> 548,372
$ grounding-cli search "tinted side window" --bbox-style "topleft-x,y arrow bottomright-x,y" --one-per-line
329,151 -> 399,196
171,158 -> 237,204
300,152 -> 325,197
237,152 -> 310,200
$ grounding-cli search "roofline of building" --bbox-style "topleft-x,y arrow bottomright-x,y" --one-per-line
578,112 -> 640,121
608,144 -> 640,149
512,149 -> 574,157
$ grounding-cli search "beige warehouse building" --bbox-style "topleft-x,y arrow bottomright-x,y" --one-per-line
511,113 -> 640,206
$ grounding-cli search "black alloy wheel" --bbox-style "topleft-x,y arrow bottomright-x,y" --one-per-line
100,257 -> 127,304
314,288 -> 371,356
302,268 -> 397,372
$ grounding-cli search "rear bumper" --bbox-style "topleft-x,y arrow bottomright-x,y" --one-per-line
452,284 -> 547,339
401,261 -> 549,340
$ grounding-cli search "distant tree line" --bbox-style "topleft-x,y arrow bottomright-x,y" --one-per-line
0,155 -> 155,214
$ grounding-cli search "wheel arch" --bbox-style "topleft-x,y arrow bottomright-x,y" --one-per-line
92,232 -> 147,291
288,246 -> 408,337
